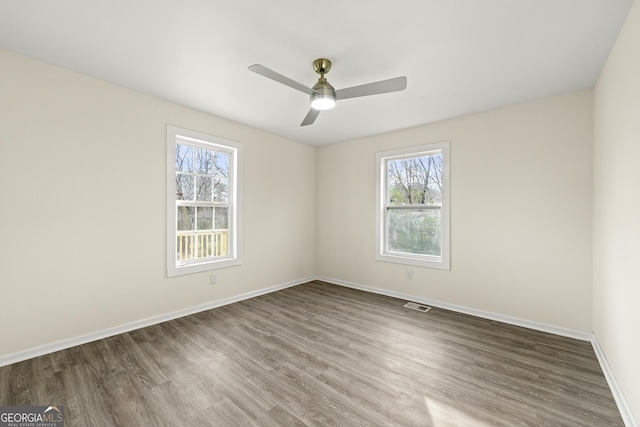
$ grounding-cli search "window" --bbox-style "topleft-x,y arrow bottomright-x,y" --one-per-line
376,142 -> 450,270
166,126 -> 243,277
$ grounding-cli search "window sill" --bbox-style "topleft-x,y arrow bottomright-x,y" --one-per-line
375,252 -> 450,270
167,257 -> 241,278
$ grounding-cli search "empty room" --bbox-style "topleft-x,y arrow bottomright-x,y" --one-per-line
0,1 -> 639,426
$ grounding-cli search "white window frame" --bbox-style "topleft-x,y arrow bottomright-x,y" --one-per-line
166,125 -> 243,277
375,141 -> 450,270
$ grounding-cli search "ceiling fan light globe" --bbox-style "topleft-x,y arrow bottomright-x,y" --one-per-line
311,95 -> 336,110
310,78 -> 336,111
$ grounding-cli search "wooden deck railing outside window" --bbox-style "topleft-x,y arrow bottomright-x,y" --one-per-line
177,231 -> 228,261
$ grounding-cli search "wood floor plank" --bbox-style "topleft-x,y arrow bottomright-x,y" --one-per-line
0,281 -> 625,426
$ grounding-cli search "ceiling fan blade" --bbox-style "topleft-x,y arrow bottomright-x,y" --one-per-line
301,108 -> 321,126
248,64 -> 316,96
335,76 -> 407,100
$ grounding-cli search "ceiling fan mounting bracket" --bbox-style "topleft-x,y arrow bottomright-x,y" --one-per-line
312,58 -> 332,76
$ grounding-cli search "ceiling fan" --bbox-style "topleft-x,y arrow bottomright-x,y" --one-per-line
248,58 -> 407,126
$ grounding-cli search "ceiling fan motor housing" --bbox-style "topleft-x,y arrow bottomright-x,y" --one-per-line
311,77 -> 336,110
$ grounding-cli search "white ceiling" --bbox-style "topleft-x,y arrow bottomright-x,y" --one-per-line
0,0 -> 633,146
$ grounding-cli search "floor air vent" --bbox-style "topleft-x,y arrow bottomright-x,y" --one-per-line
403,302 -> 432,313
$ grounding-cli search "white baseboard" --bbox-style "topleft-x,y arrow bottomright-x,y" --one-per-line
317,276 -> 592,341
0,276 -> 312,368
591,336 -> 638,427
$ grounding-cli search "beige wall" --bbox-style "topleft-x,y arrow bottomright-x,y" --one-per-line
594,0 -> 640,421
0,49 -> 316,356
317,91 -> 594,332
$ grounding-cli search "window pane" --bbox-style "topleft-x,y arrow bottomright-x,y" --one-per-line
214,178 -> 229,202
196,148 -> 213,174
176,144 -> 194,173
196,176 -> 212,201
387,154 -> 442,205
215,207 -> 229,229
387,208 -> 441,256
176,173 -> 194,200
177,206 -> 195,231
214,152 -> 229,177
197,207 -> 213,230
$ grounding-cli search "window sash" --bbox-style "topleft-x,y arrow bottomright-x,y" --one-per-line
175,201 -> 233,266
385,205 -> 441,210
384,206 -> 442,258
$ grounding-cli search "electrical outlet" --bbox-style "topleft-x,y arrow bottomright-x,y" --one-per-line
209,274 -> 217,285
406,270 -> 413,280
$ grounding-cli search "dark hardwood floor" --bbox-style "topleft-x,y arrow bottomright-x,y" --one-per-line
0,281 -> 624,426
